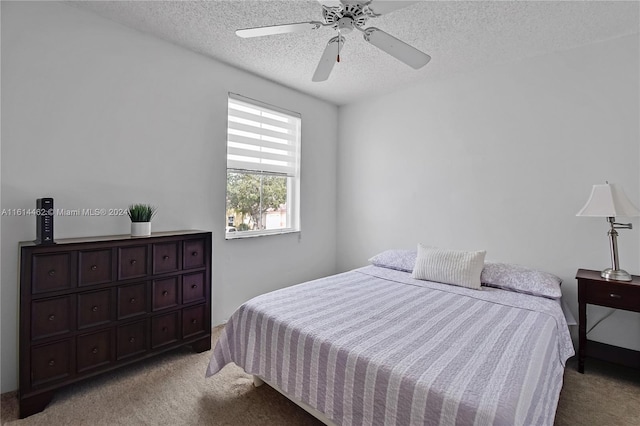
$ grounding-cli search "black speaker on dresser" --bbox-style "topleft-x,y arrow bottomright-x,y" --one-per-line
35,197 -> 55,245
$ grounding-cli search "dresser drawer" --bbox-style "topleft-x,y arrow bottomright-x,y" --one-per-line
31,340 -> 72,387
117,320 -> 148,360
77,290 -> 112,329
153,242 -> 179,274
118,246 -> 148,280
32,253 -> 72,294
183,239 -> 205,269
152,277 -> 179,311
78,249 -> 112,287
117,282 -> 147,320
583,281 -> 640,311
182,305 -> 206,339
151,312 -> 179,348
32,296 -> 72,340
77,330 -> 112,373
182,272 -> 205,304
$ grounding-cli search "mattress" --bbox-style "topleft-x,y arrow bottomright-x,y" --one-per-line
206,265 -> 574,425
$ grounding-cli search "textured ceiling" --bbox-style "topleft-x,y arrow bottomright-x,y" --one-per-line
69,1 -> 640,106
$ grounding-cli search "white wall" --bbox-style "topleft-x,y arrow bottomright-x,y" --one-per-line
0,2 -> 338,393
337,35 -> 639,350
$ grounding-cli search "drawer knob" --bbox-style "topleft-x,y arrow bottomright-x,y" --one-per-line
129,298 -> 136,304
163,255 -> 170,260
129,337 -> 136,343
191,319 -> 197,324
191,284 -> 197,289
130,259 -> 137,265
91,265 -> 98,271
48,270 -> 56,277
191,251 -> 198,257
48,314 -> 55,321
92,306 -> 99,312
610,293 -> 622,299
92,347 -> 98,354
48,359 -> 55,366
162,290 -> 168,296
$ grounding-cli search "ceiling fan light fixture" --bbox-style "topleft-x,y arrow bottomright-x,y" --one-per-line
337,17 -> 354,34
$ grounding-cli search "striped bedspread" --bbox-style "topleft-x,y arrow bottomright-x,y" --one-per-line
206,265 -> 574,426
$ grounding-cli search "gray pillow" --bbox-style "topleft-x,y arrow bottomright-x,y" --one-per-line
481,262 -> 562,299
368,249 -> 417,272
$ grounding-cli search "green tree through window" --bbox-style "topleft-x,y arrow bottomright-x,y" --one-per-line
226,172 -> 287,230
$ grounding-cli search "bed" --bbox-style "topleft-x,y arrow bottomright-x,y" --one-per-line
206,248 -> 574,426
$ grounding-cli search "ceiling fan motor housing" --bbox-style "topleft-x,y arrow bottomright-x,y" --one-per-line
323,3 -> 368,31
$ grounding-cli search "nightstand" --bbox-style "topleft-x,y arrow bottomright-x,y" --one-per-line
576,269 -> 640,373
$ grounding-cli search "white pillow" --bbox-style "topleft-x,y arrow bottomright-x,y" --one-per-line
412,244 -> 486,290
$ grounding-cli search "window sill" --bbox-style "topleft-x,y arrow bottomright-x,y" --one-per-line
224,228 -> 300,240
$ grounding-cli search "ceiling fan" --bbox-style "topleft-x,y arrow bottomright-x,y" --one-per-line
235,0 -> 431,82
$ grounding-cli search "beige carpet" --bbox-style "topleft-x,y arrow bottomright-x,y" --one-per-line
2,326 -> 639,425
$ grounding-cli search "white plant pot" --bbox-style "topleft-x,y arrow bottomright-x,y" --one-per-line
131,222 -> 151,237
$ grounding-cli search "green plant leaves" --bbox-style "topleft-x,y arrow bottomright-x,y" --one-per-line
127,204 -> 157,222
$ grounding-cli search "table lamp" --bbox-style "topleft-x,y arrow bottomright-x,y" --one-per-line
576,182 -> 640,281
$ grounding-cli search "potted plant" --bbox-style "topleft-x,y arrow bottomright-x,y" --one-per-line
127,203 -> 157,237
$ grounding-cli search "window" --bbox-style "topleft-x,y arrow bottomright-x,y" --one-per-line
225,93 -> 301,239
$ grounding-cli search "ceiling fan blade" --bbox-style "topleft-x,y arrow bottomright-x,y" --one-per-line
318,0 -> 415,14
363,28 -> 430,69
317,0 -> 342,6
236,22 -> 322,38
364,1 -> 418,16
312,36 -> 345,82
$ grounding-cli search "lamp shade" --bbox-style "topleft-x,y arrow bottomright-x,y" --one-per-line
576,183 -> 640,217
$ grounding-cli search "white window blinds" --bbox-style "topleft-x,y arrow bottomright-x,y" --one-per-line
227,93 -> 301,176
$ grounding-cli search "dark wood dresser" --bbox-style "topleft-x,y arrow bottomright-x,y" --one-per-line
18,230 -> 212,418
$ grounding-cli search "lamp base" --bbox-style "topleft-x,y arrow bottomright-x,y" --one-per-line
601,268 -> 632,281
